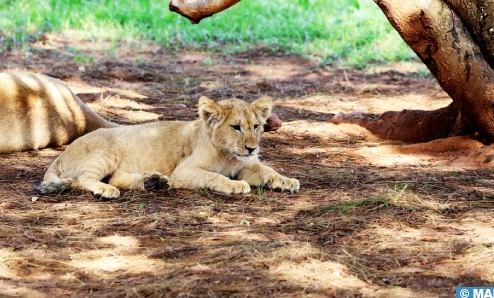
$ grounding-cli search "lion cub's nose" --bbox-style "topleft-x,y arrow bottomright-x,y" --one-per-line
245,146 -> 257,154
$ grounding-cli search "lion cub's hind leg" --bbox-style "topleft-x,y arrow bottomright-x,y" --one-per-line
77,173 -> 121,199
108,171 -> 170,191
64,158 -> 120,199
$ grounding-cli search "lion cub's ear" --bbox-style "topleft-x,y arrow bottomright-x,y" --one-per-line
250,97 -> 273,122
198,96 -> 224,126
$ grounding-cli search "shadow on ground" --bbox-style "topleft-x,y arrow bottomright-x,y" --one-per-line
1,36 -> 493,297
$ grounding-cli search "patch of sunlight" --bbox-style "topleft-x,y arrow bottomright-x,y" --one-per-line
285,130 -> 492,170
0,249 -> 68,281
50,29 -> 121,48
36,148 -> 62,157
356,145 -> 430,167
354,136 -> 494,170
96,235 -> 140,248
268,242 -> 321,262
265,242 -> 435,297
242,62 -> 309,81
365,216 -> 494,284
360,223 -> 426,253
364,61 -> 429,75
0,246 -> 168,283
254,217 -> 283,225
178,53 -> 210,63
90,95 -> 152,110
199,80 -> 226,91
70,255 -> 164,274
280,198 -> 319,214
277,93 -> 451,115
77,87 -> 147,101
389,191 -> 451,211
0,280 -> 49,298
450,222 -> 494,246
88,104 -> 161,123
281,120 -> 380,142
269,259 -> 369,291
438,244 -> 494,282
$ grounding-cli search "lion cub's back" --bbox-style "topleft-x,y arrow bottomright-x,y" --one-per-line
58,120 -> 194,175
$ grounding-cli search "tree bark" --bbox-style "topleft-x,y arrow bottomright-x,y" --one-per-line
374,0 -> 494,142
445,1 -> 494,69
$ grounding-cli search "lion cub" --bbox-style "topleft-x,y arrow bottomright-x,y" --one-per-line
33,96 -> 299,198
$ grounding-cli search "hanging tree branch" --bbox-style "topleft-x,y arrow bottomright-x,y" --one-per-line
169,0 -> 241,24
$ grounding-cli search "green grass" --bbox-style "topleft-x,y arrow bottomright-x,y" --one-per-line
0,0 -> 416,67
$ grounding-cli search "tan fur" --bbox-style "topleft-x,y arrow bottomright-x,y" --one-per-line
0,72 -> 119,153
34,96 -> 300,198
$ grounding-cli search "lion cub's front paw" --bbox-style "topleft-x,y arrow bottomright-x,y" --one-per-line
93,184 -> 120,199
266,176 -> 300,192
213,180 -> 251,194
143,173 -> 170,190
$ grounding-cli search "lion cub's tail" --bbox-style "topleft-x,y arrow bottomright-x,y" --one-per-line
33,157 -> 74,194
32,178 -> 74,195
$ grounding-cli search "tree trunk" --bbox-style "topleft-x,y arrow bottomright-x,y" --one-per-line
445,1 -> 494,69
373,0 -> 494,142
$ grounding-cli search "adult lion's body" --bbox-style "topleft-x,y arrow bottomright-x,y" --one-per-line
34,96 -> 299,198
0,72 -> 118,153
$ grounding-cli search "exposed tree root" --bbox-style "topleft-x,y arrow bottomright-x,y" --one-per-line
330,103 -> 474,143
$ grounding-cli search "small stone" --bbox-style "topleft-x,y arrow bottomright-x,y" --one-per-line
264,114 -> 282,132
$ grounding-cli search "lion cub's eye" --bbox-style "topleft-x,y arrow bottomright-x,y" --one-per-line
231,125 -> 241,132
254,124 -> 260,130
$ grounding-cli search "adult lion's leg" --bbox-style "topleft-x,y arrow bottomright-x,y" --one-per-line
109,171 -> 170,190
237,163 -> 300,192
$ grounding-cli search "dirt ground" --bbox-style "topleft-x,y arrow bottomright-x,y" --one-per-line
1,34 -> 494,297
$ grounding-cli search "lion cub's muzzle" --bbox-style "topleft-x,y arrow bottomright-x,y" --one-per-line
234,146 -> 258,161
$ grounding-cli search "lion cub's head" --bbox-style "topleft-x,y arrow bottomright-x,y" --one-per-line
198,96 -> 273,161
